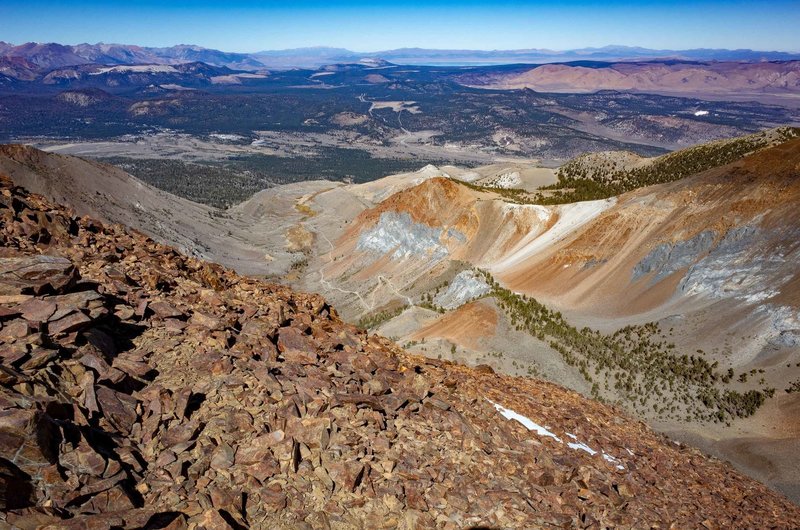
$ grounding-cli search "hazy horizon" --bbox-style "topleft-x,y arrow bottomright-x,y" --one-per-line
3,41 -> 800,55
2,0 -> 799,54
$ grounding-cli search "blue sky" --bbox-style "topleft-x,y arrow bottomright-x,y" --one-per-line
1,0 -> 798,52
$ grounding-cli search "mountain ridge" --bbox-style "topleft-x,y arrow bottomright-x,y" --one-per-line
2,129 -> 800,504
2,43 -> 798,110
2,153 -> 800,527
0,41 -> 265,72
3,40 -> 800,73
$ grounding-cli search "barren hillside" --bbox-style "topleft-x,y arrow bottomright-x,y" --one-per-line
3,130 -> 800,505
297,135 -> 800,501
460,60 -> 800,99
0,144 -> 322,277
4,168 -> 799,526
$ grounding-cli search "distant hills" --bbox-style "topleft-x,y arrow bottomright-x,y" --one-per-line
459,60 -> 800,98
2,41 -> 800,72
0,41 -> 264,73
259,45 -> 800,68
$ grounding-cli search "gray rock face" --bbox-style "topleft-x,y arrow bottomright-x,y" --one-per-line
660,224 -> 800,351
357,211 -> 464,261
582,258 -> 607,270
632,230 -> 716,283
679,225 -> 785,303
447,227 -> 467,244
433,270 -> 491,310
766,306 -> 800,347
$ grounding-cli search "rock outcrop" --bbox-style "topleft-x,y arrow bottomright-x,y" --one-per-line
1,173 -> 799,528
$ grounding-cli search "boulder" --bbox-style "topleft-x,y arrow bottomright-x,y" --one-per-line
0,255 -> 77,296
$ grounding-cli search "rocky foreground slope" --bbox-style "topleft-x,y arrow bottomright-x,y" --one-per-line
2,176 -> 800,528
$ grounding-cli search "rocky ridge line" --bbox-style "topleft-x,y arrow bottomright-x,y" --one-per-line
1,172 -> 799,528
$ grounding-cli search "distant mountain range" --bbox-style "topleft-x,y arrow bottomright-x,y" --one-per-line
254,45 -> 800,68
0,41 -> 264,73
1,41 -> 800,73
459,60 -> 800,97
1,41 -> 798,104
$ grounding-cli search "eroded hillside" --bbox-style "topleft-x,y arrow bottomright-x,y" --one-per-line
5,168 -> 800,526
295,134 -> 800,502
3,129 -> 800,507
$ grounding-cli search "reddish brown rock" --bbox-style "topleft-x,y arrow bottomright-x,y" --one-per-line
149,301 -> 183,319
19,347 -> 59,371
95,386 -> 138,434
162,420 -> 202,447
1,169 -> 799,529
79,352 -> 125,384
277,326 -> 317,357
189,311 -> 222,330
328,461 -> 366,493
261,484 -> 288,513
0,294 -> 33,306
14,298 -> 56,323
59,438 -> 106,477
210,443 -> 235,470
0,255 -> 77,296
0,408 -> 58,476
48,311 -> 91,335
0,319 -> 31,339
0,305 -> 21,320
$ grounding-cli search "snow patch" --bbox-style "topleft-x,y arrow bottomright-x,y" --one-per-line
568,442 -> 597,455
490,401 -> 627,470
566,433 -> 598,455
603,453 -> 626,470
488,399 -> 561,441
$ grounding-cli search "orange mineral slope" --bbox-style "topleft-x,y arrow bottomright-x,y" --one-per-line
493,138 -> 800,318
326,177 -> 562,283
412,299 -> 499,350
5,171 -> 800,527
